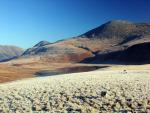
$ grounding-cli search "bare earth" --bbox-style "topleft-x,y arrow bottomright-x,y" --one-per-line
0,65 -> 150,113
0,61 -> 80,83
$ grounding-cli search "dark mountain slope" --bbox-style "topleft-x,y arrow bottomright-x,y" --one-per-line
81,42 -> 150,64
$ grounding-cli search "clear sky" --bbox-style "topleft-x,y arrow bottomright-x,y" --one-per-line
0,0 -> 150,49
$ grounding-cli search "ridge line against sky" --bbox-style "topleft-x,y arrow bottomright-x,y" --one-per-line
0,0 -> 150,49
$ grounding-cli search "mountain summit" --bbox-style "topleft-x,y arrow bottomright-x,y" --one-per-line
34,41 -> 51,47
81,20 -> 136,40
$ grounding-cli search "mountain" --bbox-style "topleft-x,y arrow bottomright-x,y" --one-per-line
22,40 -> 93,63
81,20 -> 135,39
0,45 -> 24,62
80,20 -> 150,47
33,41 -> 51,47
20,20 -> 150,64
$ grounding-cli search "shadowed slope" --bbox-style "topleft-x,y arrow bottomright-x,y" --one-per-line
81,42 -> 150,64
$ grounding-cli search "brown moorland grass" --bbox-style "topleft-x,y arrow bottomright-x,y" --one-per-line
1,57 -> 150,84
0,59 -> 102,83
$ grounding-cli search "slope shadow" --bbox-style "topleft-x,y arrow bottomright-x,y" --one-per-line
0,56 -> 18,62
35,66 -> 109,77
80,42 -> 150,65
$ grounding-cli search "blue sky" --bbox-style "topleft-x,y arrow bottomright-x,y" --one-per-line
0,0 -> 150,49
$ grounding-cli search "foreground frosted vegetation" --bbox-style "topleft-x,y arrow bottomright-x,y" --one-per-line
0,70 -> 150,113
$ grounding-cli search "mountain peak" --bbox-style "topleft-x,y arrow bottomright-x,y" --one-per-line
107,20 -> 133,25
34,41 -> 51,47
81,20 -> 136,39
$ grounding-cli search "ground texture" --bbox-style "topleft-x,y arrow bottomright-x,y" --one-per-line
0,69 -> 150,113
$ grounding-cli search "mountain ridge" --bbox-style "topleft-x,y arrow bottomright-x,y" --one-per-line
9,20 -> 150,63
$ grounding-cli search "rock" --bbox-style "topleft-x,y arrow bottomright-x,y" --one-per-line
101,91 -> 107,97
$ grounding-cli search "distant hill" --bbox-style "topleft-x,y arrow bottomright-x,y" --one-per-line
22,40 -> 93,63
0,45 -> 24,62
19,20 -> 150,64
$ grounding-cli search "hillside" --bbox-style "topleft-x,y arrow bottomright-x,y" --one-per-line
19,20 -> 150,64
0,45 -> 24,62
82,42 -> 150,64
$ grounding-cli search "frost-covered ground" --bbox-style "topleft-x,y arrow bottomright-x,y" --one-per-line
0,70 -> 150,113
